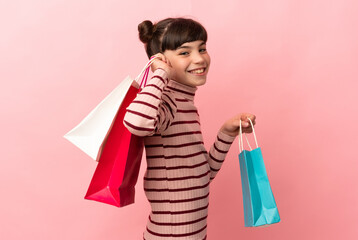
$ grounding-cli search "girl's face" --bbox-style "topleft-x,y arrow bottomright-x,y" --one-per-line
163,40 -> 211,87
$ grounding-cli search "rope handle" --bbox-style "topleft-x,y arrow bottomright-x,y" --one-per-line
238,118 -> 258,153
135,56 -> 159,88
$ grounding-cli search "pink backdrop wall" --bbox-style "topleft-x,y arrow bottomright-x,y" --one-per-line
1,0 -> 358,239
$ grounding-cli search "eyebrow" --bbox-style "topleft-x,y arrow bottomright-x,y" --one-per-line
177,42 -> 206,50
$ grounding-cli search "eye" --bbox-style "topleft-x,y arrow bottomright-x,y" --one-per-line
179,51 -> 189,56
199,48 -> 207,53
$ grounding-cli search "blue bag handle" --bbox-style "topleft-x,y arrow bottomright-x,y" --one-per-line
238,118 -> 258,152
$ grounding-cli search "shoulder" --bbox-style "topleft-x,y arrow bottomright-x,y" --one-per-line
161,89 -> 177,109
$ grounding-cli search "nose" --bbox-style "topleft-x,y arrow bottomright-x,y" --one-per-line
192,51 -> 205,64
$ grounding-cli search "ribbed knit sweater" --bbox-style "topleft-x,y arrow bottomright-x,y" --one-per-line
123,69 -> 236,240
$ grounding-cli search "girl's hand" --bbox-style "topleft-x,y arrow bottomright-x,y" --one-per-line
220,113 -> 256,137
150,53 -> 175,79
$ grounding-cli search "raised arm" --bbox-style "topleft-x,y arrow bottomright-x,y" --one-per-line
123,68 -> 177,136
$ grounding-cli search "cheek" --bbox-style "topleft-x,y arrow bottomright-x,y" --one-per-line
206,55 -> 211,66
173,61 -> 188,72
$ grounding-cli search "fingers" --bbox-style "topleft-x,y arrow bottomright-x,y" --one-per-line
238,113 -> 256,133
242,126 -> 253,133
241,121 -> 250,128
242,114 -> 256,126
152,53 -> 166,62
152,53 -> 171,66
151,53 -> 166,69
240,113 -> 256,122
150,53 -> 171,73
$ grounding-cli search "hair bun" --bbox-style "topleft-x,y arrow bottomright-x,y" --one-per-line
138,20 -> 156,44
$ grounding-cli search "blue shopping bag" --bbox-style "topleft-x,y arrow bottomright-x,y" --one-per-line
238,119 -> 280,227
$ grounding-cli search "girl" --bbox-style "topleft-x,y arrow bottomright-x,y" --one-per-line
124,18 -> 256,240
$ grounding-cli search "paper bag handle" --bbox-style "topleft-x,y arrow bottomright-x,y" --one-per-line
135,56 -> 159,88
238,118 -> 258,152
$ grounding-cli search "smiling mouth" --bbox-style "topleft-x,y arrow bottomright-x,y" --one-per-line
188,68 -> 206,74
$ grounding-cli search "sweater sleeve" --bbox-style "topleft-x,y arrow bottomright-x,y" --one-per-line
123,68 -> 177,136
207,131 -> 236,181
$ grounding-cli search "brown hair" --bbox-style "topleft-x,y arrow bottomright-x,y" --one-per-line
138,18 -> 208,58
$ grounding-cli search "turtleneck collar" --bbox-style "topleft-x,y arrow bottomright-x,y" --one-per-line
166,80 -> 198,101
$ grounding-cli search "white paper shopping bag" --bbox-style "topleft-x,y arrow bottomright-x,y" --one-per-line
64,76 -> 134,160
64,57 -> 157,161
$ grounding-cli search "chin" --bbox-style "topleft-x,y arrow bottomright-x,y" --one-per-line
176,76 -> 207,87
191,77 -> 207,86
194,79 -> 206,86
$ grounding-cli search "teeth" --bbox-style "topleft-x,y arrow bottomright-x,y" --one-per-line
190,68 -> 205,74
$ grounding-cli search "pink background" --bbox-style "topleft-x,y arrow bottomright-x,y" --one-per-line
1,0 -> 358,239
